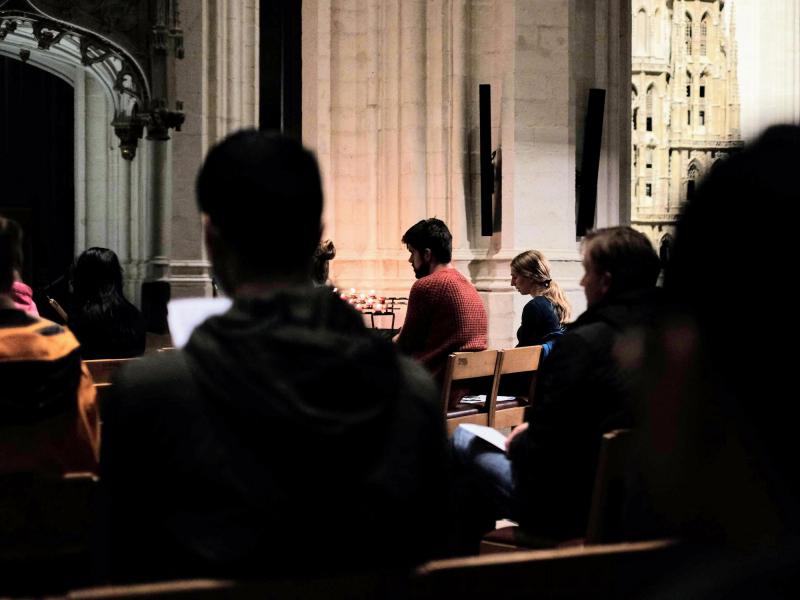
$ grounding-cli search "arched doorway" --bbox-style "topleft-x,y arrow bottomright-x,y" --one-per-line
0,55 -> 73,309
1,1 -> 186,307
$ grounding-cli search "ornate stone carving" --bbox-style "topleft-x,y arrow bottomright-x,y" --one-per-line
0,0 -> 184,159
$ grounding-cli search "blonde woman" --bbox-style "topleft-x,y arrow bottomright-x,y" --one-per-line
510,250 -> 571,355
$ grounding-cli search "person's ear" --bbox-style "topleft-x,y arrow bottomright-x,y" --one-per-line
423,248 -> 433,262
202,213 -> 219,252
600,271 -> 612,296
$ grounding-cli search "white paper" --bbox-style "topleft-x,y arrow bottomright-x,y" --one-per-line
167,297 -> 232,348
460,395 -> 517,405
458,423 -> 508,452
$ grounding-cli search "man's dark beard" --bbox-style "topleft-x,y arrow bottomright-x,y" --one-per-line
413,262 -> 431,279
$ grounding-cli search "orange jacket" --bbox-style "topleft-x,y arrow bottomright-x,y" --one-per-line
0,310 -> 99,474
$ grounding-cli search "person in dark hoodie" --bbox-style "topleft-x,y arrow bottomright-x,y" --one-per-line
99,130 -> 449,582
451,226 -> 662,551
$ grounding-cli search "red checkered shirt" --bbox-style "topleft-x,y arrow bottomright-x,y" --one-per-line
397,268 -> 488,376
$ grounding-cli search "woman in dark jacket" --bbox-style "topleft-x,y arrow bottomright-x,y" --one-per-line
510,250 -> 571,355
70,247 -> 146,359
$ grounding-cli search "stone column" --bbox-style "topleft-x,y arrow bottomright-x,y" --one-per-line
302,0 -> 632,348
166,0 -> 260,298
147,138 -> 172,281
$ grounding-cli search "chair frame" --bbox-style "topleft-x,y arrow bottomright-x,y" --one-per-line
441,350 -> 499,435
489,345 -> 542,429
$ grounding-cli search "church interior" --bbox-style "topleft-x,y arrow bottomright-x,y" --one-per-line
1,0 -> 800,597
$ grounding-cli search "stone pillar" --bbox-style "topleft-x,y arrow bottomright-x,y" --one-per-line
166,0 -> 260,298
147,138 -> 172,281
302,0 -> 632,348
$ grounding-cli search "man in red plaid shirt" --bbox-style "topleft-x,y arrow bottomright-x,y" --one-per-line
396,218 -> 488,380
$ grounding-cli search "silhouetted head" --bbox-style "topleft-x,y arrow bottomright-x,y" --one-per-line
402,218 -> 452,279
71,247 -> 124,302
637,125 -> 800,544
196,130 -> 323,293
0,216 -> 23,294
580,226 -> 660,306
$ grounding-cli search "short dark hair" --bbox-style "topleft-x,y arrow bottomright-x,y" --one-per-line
0,216 -> 23,293
196,130 -> 323,277
583,226 -> 660,295
402,218 -> 452,264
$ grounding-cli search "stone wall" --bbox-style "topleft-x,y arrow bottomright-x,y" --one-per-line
303,0 -> 631,348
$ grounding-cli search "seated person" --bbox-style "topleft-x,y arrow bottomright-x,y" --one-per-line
452,226 -> 662,552
0,216 -> 99,474
395,218 -> 488,382
99,131 -> 449,583
312,239 -> 336,286
69,247 -> 146,359
510,249 -> 571,357
628,125 -> 800,596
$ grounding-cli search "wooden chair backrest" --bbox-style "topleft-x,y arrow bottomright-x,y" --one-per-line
585,429 -> 634,544
84,358 -> 137,384
415,539 -> 676,600
440,350 -> 500,417
487,346 -> 542,427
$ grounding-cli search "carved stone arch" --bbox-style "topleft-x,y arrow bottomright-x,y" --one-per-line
687,159 -> 702,179
0,0 -> 184,158
0,0 -> 185,301
634,7 -> 647,55
659,233 -> 674,266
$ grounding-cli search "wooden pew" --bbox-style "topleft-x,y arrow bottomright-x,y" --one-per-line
480,429 -> 635,553
84,358 -> 137,384
415,539 -> 677,600
61,540 -> 677,600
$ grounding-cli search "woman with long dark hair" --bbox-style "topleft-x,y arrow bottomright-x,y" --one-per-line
70,247 -> 146,359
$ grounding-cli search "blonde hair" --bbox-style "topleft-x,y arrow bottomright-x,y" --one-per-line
510,249 -> 572,324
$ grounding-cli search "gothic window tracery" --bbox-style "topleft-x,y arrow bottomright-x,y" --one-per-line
685,14 -> 693,54
700,14 -> 709,56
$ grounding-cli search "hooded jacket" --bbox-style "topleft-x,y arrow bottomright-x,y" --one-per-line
100,286 -> 448,582
508,288 -> 662,540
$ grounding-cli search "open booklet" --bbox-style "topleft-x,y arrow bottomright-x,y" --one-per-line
167,297 -> 232,348
458,423 -> 508,452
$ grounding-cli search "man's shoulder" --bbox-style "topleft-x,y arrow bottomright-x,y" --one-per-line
413,269 -> 478,298
112,351 -> 194,403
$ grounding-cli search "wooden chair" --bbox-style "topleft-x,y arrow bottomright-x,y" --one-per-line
83,358 -> 137,384
480,429 -> 634,553
0,472 -> 98,595
93,382 -> 114,413
67,572 -> 409,599
415,539 -> 677,600
585,429 -> 634,544
441,350 -> 500,435
488,346 -> 542,429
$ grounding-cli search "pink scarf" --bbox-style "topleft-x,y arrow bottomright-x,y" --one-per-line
10,280 -> 39,317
